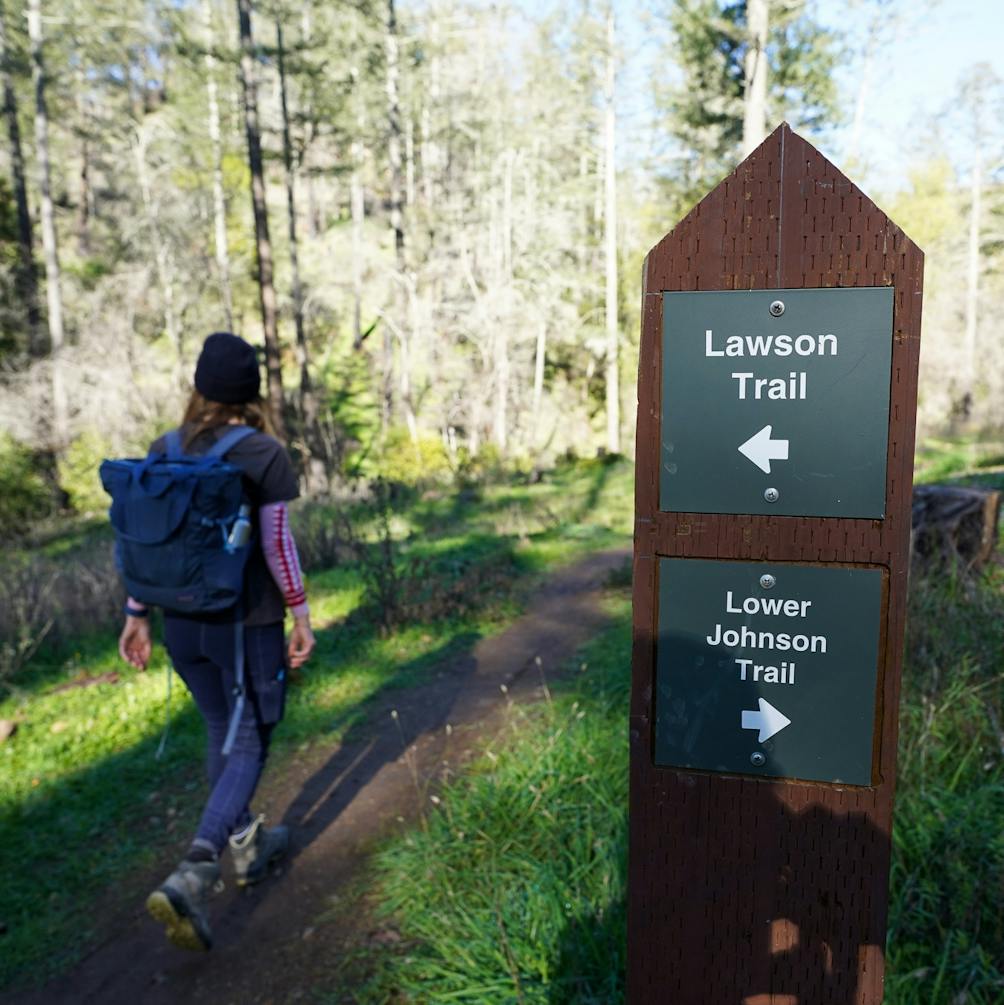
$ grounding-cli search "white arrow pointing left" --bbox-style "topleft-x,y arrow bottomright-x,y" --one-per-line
738,425 -> 789,474
742,698 -> 792,743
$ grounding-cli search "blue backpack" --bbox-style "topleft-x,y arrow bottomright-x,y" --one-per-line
100,425 -> 257,613
100,425 -> 258,756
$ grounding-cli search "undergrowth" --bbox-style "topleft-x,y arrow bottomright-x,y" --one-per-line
0,457 -> 632,990
353,568 -> 1004,1004
354,599 -> 632,1004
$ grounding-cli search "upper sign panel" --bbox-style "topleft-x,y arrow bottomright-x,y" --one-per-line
660,287 -> 894,517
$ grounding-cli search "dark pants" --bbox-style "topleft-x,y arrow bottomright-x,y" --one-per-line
163,617 -> 287,853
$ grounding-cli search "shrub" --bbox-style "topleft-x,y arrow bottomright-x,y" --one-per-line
376,428 -> 452,487
453,442 -> 505,487
58,431 -> 115,515
0,559 -> 57,692
0,434 -> 54,537
0,549 -> 123,668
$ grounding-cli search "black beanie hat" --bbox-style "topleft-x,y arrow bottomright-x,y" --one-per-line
194,332 -> 261,404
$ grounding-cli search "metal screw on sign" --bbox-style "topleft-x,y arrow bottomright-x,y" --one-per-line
769,300 -> 785,317
750,752 -> 766,767
759,574 -> 776,590
764,487 -> 780,503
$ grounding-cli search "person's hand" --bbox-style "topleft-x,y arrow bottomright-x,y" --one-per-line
119,617 -> 152,670
288,616 -> 315,669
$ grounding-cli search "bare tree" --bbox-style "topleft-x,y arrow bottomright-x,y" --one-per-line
204,0 -> 233,328
27,0 -> 67,445
350,65 -> 366,348
236,0 -> 285,438
275,18 -> 310,411
960,64 -> 1000,397
0,0 -> 42,354
384,0 -> 403,428
134,120 -> 183,386
741,0 -> 769,156
603,6 -> 619,454
532,319 -> 546,428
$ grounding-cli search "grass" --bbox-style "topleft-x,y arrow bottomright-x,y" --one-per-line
0,457 -> 633,991
352,596 -> 632,1005
352,572 -> 1004,1004
886,571 -> 1004,1004
915,435 -> 1004,492
349,439 -> 1004,1005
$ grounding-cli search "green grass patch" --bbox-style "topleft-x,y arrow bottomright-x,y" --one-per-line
355,569 -> 1004,1004
886,571 -> 1004,1004
354,596 -> 631,1004
915,436 -> 1004,491
0,458 -> 633,990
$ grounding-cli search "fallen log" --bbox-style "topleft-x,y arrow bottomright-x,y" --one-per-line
911,484 -> 1001,573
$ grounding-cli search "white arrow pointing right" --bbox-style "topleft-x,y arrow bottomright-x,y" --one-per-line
738,424 -> 789,474
742,697 -> 792,743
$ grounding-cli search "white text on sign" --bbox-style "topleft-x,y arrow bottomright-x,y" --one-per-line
704,328 -> 839,400
704,590 -> 831,686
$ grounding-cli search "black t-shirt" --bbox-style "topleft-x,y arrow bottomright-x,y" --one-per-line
150,424 -> 300,626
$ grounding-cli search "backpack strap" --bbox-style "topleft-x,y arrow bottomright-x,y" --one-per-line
164,428 -> 184,460
221,618 -> 246,757
206,425 -> 257,460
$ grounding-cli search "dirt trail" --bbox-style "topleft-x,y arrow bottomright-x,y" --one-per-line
14,549 -> 628,1005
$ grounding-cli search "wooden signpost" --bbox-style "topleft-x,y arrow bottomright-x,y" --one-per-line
629,123 -> 923,1004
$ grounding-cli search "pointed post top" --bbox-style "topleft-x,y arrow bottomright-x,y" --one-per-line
645,122 -> 921,295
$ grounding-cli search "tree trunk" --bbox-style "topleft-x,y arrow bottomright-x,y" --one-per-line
603,7 -> 620,455
0,0 -> 42,354
236,0 -> 285,439
741,0 -> 769,157
275,19 -> 310,409
405,110 -> 415,209
27,0 -> 67,445
350,68 -> 365,348
385,0 -> 412,438
74,61 -> 93,256
912,484 -> 1001,574
419,18 -> 439,212
493,323 -> 509,452
965,141 -> 981,395
847,19 -> 878,164
204,0 -> 234,329
135,123 -> 183,388
532,320 -> 546,428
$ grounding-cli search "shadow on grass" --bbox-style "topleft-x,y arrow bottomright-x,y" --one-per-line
550,894 -> 627,1004
0,531 -> 525,992
0,698 -> 207,988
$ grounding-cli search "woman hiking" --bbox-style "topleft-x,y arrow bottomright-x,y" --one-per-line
116,331 -> 315,952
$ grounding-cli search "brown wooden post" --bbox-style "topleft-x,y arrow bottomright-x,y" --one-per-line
629,123 -> 923,1004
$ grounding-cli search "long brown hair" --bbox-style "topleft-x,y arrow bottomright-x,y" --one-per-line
181,390 -> 275,449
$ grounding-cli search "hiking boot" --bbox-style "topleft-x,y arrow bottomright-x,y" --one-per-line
145,858 -> 221,952
229,814 -> 289,887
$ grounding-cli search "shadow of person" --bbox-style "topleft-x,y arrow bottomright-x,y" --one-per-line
206,629 -> 485,947
640,626 -> 892,1004
739,792 -> 890,1005
630,770 -> 892,1005
207,548 -> 625,955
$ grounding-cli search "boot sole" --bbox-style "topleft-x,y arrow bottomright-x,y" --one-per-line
146,889 -> 211,952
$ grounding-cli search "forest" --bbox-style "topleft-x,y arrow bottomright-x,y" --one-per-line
1,0 -> 1003,1002
0,0 -> 998,522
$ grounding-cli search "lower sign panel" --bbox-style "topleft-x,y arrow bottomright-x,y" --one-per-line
655,558 -> 884,786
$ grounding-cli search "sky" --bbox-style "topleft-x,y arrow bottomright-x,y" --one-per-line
816,0 -> 1004,192
601,0 -> 1004,196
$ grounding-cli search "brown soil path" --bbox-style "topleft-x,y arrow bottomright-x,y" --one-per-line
13,548 -> 628,1005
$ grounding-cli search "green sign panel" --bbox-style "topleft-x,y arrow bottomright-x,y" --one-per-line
655,558 -> 883,785
660,287 -> 893,517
